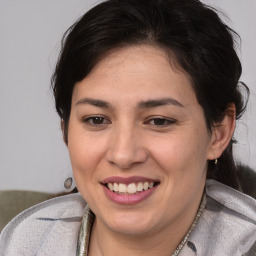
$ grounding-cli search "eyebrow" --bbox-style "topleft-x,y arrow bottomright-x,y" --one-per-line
75,98 -> 111,108
75,97 -> 184,109
138,97 -> 184,109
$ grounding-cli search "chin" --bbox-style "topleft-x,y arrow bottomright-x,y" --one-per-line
102,210 -> 158,236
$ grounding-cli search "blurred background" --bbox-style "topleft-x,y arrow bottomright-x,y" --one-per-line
0,0 -> 255,193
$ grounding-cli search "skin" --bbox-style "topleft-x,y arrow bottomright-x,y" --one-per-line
66,45 -> 235,256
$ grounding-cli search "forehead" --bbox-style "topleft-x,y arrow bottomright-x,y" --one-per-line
72,45 -> 197,107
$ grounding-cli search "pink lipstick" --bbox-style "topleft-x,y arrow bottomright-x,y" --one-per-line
101,176 -> 160,205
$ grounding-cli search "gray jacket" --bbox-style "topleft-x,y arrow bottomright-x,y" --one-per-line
0,180 -> 255,256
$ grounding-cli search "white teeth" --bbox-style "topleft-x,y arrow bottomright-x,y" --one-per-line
127,183 -> 137,194
107,181 -> 156,194
119,183 -> 127,193
113,183 -> 119,192
143,182 -> 149,190
108,183 -> 114,191
137,182 -> 143,191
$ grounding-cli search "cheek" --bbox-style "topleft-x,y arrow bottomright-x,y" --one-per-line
150,131 -> 209,177
67,133 -> 105,204
67,126 -> 105,180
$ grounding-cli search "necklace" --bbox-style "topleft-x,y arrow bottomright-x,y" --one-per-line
76,194 -> 206,256
171,194 -> 206,256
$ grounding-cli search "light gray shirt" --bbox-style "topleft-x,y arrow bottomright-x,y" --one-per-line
0,180 -> 255,256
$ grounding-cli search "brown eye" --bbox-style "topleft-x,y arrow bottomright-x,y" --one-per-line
83,116 -> 110,126
149,118 -> 175,126
90,117 -> 105,124
153,118 -> 166,125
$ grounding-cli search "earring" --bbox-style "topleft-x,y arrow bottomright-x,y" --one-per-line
214,159 -> 218,165
64,177 -> 73,189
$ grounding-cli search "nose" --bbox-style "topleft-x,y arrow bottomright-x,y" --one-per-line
106,126 -> 148,169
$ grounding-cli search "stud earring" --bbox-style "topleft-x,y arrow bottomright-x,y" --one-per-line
214,159 -> 218,165
64,177 -> 73,189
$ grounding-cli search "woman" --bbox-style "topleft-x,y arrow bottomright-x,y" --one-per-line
0,0 -> 255,255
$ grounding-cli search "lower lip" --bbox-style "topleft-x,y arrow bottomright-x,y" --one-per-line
102,185 -> 158,205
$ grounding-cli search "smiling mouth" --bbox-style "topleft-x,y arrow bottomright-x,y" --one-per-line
104,182 -> 160,195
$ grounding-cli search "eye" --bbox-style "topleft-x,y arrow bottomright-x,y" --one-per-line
146,117 -> 176,126
83,116 -> 111,126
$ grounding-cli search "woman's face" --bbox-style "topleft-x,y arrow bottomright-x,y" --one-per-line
68,45 -> 214,237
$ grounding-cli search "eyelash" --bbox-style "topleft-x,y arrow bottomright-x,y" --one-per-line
145,117 -> 176,127
82,116 -> 111,126
82,115 -> 176,129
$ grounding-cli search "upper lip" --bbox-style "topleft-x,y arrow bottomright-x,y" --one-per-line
101,176 -> 160,185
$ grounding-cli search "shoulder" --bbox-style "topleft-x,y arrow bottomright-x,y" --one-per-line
205,179 -> 256,220
0,193 -> 86,256
188,179 -> 256,256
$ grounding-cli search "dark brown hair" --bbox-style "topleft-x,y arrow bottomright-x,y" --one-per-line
52,0 -> 249,190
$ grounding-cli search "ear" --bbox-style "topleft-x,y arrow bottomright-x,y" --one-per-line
61,120 -> 68,146
207,104 -> 236,160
